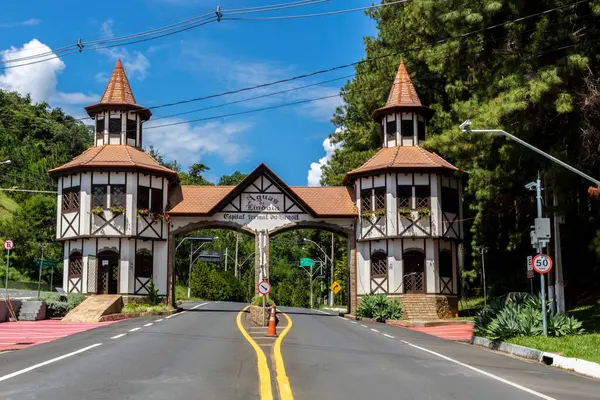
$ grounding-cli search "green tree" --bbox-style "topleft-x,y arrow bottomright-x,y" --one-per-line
218,171 -> 247,186
323,0 -> 600,297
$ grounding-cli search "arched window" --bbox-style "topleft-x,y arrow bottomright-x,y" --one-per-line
371,250 -> 388,277
68,251 -> 83,277
135,249 -> 153,278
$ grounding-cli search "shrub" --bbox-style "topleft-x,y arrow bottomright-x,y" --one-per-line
252,296 -> 275,307
40,293 -> 86,318
122,303 -> 170,314
147,280 -> 160,305
356,294 -> 402,322
475,293 -> 585,341
291,285 -> 309,308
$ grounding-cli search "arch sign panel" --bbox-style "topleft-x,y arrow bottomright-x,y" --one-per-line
531,253 -> 553,274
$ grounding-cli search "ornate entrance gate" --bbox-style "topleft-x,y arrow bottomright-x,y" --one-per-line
97,251 -> 119,294
403,250 -> 425,293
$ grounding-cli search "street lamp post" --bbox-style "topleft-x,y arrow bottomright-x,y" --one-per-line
303,238 -> 334,306
461,120 -> 600,315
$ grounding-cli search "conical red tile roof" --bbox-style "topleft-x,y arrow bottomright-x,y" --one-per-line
100,59 -> 137,105
345,146 -> 458,180
372,61 -> 433,121
85,59 -> 151,119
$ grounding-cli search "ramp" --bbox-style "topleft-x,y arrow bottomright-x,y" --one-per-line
63,295 -> 123,322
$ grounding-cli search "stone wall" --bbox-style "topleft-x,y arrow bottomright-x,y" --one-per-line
247,305 -> 270,326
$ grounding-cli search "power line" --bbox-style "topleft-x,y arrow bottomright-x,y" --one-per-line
225,0 -> 410,20
71,0 -> 592,122
151,73 -> 355,121
0,0 -> 330,68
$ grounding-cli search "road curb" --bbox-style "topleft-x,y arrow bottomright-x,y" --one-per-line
471,336 -> 600,379
99,308 -> 179,322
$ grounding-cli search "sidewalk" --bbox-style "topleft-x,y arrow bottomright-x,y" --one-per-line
407,324 -> 474,342
0,320 -> 114,352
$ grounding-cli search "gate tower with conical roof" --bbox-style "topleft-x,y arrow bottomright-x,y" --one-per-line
345,61 -> 464,317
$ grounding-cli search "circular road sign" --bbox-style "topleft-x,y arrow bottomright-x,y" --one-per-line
532,253 -> 553,274
258,280 -> 271,295
3,240 -> 14,251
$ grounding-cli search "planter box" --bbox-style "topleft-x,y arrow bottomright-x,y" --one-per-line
0,299 -> 22,322
247,305 -> 271,326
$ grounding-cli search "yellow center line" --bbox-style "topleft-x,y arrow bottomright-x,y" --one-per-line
273,312 -> 294,400
236,306 -> 273,400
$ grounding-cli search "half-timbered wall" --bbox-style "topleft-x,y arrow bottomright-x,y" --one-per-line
382,112 -> 426,148
93,110 -> 143,147
62,237 -> 168,295
356,237 -> 458,296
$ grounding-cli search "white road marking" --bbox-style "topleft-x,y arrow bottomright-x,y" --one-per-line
191,302 -> 208,310
370,329 -> 380,333
166,310 -> 187,319
143,323 -> 153,327
155,319 -> 164,322
110,334 -> 126,339
0,343 -> 102,383
383,333 -> 395,339
361,324 -> 368,328
351,321 -> 358,324
400,340 -> 556,400
316,310 -> 330,315
129,327 -> 141,332
336,316 -> 345,320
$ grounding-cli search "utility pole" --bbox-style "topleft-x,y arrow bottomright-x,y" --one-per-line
535,176 -> 549,336
37,243 -> 47,298
480,247 -> 488,308
553,192 -> 565,314
330,232 -> 334,306
188,242 -> 193,298
234,233 -> 239,279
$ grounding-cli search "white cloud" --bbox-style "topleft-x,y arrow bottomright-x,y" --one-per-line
307,135 -> 343,186
96,20 -> 150,80
0,39 -> 100,113
50,92 -> 100,105
0,39 -> 65,103
95,72 -> 108,83
0,18 -> 41,28
144,118 -> 252,166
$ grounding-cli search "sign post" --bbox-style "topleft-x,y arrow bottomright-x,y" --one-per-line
258,280 -> 271,326
37,244 -> 48,298
526,255 -> 534,293
3,240 -> 14,297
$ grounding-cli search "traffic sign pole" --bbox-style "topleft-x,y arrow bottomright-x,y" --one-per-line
5,249 -> 9,297
535,177 -> 548,337
37,244 -> 46,298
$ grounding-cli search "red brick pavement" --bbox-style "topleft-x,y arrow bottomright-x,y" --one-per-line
0,320 -> 115,352
407,324 -> 474,342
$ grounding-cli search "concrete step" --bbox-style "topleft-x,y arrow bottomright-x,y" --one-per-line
63,295 -> 123,322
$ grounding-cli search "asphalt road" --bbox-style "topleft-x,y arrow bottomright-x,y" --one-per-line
0,302 -> 598,399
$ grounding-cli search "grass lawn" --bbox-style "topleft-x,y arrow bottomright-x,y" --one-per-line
506,300 -> 600,364
506,334 -> 600,364
0,192 -> 18,223
458,297 -> 485,316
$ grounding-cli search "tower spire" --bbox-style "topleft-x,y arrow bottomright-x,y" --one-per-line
372,61 -> 433,122
100,58 -> 137,105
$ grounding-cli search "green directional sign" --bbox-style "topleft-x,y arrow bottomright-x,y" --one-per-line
299,258 -> 315,267
36,260 -> 57,268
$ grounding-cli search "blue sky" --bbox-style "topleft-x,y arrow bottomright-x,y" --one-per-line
0,0 -> 377,186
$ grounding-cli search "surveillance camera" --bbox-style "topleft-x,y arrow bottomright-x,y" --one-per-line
525,182 -> 537,190
459,120 -> 471,133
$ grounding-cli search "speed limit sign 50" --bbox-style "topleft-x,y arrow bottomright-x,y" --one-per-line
532,253 -> 553,274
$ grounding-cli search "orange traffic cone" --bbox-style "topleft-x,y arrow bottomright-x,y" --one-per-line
267,304 -> 277,337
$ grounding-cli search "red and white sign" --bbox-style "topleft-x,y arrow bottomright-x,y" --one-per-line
3,240 -> 14,251
257,280 -> 271,295
532,253 -> 553,274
